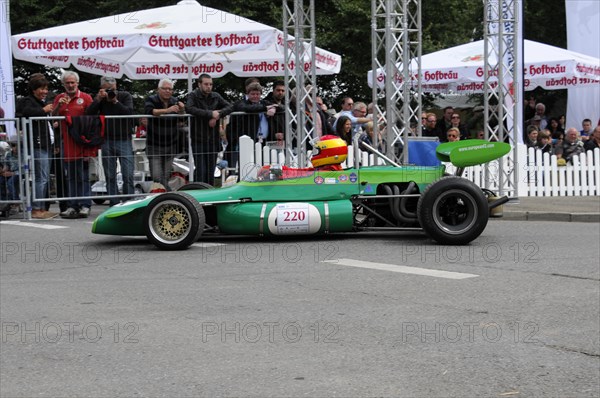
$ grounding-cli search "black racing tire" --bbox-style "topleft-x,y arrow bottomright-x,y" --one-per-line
177,182 -> 214,191
417,176 -> 489,245
143,192 -> 205,250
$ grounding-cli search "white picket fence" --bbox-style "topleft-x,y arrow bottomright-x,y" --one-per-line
236,136 -> 600,197
521,146 -> 600,197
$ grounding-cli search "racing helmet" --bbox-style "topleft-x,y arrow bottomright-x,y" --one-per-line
311,135 -> 348,168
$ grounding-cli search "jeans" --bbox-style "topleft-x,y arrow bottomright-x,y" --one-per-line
146,144 -> 176,191
101,139 -> 134,205
192,142 -> 217,186
65,159 -> 91,210
0,175 -> 19,201
49,150 -> 67,212
32,148 -> 50,211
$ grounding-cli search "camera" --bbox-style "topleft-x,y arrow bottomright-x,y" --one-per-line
106,89 -> 117,100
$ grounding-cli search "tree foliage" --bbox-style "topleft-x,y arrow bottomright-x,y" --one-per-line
10,0 -> 568,112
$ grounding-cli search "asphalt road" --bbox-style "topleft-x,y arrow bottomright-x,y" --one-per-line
1,216 -> 599,397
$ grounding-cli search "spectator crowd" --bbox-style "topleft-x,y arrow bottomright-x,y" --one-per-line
523,97 -> 600,165
1,72 -> 599,219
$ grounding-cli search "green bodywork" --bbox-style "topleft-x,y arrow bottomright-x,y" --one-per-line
92,165 -> 445,236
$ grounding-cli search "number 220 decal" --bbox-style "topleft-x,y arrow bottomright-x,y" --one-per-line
283,210 -> 306,222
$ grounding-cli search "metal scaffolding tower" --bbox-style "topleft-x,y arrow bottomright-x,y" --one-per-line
282,0 -> 317,168
371,0 -> 421,163
280,0 -> 521,195
483,0 -> 522,196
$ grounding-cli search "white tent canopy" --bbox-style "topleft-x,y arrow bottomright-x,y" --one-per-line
367,39 -> 600,93
12,0 -> 341,88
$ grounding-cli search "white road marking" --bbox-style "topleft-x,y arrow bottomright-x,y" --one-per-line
0,221 -> 68,230
323,258 -> 479,280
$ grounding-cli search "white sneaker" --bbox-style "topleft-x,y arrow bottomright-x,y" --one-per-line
60,207 -> 79,219
78,207 -> 91,218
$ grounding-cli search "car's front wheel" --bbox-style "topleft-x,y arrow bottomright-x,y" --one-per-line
143,192 -> 205,250
417,176 -> 488,245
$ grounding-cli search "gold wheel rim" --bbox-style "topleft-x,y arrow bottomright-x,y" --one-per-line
149,201 -> 192,243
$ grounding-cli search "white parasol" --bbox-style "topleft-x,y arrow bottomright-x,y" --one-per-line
367,39 -> 600,93
12,0 -> 341,90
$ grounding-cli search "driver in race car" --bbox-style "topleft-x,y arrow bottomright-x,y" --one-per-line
310,134 -> 348,171
258,135 -> 348,179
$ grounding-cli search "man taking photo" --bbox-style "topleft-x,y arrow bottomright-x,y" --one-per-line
87,76 -> 135,206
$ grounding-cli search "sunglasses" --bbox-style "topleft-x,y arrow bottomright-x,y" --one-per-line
451,116 -> 460,119
448,135 -> 457,138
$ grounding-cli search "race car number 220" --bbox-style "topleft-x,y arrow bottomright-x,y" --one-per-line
282,209 -> 305,222
272,203 -> 321,235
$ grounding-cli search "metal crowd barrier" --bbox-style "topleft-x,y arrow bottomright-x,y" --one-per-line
0,118 -> 27,219
1,111 -> 284,220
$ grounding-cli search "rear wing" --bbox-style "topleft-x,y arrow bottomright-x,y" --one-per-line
436,139 -> 511,168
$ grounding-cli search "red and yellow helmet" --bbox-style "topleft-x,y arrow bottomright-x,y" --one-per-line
311,135 -> 348,168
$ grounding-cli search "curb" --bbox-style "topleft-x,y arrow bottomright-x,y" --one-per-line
498,212 -> 600,223
571,213 -> 600,223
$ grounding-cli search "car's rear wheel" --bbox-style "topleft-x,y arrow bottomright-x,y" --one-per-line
417,176 -> 488,245
143,192 -> 205,250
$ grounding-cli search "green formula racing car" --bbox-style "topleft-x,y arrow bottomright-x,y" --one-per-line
92,138 -> 510,250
